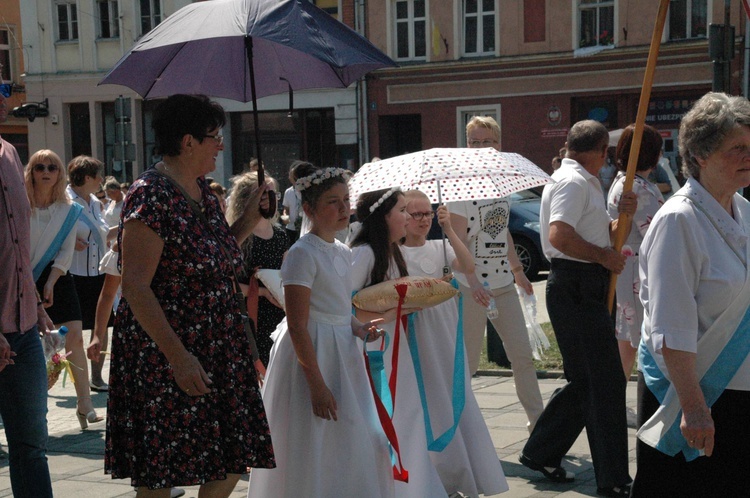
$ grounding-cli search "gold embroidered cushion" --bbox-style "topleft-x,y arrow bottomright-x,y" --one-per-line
352,276 -> 458,313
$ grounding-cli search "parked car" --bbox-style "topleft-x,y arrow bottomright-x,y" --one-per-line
426,190 -> 549,280
508,189 -> 548,280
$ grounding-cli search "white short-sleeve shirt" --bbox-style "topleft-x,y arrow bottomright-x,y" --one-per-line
446,198 -> 514,289
639,178 -> 750,390
540,158 -> 612,261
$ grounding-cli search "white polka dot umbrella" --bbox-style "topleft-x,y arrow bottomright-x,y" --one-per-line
348,148 -> 553,203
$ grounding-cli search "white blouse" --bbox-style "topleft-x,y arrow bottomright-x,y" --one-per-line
67,185 -> 109,277
639,178 -> 750,390
29,202 -> 76,275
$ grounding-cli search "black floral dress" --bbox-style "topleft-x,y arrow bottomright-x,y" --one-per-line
244,225 -> 288,365
105,170 -> 275,489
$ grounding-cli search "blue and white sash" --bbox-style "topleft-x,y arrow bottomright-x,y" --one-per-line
639,306 -> 750,460
32,203 -> 83,281
407,278 -> 465,452
78,205 -> 106,250
638,191 -> 750,460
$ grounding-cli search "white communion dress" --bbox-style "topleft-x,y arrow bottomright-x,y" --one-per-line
248,234 -> 394,498
351,245 -> 448,498
401,240 -> 509,496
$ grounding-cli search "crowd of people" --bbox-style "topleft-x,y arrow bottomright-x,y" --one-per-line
2,90 -> 750,498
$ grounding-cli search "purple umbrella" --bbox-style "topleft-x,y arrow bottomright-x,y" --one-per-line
99,0 -> 396,194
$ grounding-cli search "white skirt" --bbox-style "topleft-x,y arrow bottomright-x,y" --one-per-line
412,303 -> 509,496
248,312 -> 394,498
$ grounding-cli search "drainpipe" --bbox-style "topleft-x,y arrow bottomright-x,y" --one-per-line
355,0 -> 370,167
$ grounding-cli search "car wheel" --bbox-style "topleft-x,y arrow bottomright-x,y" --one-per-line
513,235 -> 541,280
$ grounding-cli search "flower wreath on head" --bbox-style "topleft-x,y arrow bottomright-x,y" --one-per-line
295,167 -> 348,192
369,186 -> 402,214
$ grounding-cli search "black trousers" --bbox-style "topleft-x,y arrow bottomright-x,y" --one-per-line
522,258 -> 630,488
632,373 -> 750,497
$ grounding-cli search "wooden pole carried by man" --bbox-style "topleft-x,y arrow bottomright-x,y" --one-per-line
607,0 -> 670,312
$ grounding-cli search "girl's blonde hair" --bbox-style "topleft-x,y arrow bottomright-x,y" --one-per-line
24,149 -> 69,209
403,189 -> 430,207
226,171 -> 278,225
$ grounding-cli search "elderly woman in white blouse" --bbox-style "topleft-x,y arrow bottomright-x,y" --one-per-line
632,92 -> 750,496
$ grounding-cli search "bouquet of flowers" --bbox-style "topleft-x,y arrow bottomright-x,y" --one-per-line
46,351 -> 77,390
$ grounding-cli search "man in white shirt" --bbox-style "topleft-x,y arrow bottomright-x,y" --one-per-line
519,120 -> 636,498
102,176 -> 124,228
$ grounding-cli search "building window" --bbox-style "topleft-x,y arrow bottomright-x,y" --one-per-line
524,0 -> 545,43
56,1 -> 79,41
140,0 -> 162,36
578,0 -> 614,48
98,0 -> 119,39
395,0 -> 426,61
311,0 -> 338,19
667,0 -> 708,40
0,29 -> 11,82
69,103 -> 92,158
463,0 -> 495,55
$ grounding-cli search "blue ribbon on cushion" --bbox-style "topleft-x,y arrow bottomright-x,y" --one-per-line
33,203 -> 83,281
407,278 -> 465,452
640,304 -> 750,460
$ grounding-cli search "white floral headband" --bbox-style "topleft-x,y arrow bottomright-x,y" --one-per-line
368,186 -> 401,213
294,167 -> 348,192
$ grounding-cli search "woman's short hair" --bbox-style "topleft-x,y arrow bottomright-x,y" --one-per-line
615,124 -> 663,172
152,94 -> 226,157
24,149 -> 69,208
680,92 -> 750,180
465,116 -> 500,143
226,171 -> 278,225
68,155 -> 104,187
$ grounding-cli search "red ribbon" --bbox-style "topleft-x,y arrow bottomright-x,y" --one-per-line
361,281 -> 410,482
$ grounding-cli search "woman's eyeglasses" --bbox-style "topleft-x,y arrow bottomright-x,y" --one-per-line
33,163 -> 59,173
0,84 -> 12,98
408,211 -> 435,221
201,134 -> 224,145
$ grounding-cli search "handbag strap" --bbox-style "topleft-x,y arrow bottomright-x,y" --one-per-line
154,170 -> 260,361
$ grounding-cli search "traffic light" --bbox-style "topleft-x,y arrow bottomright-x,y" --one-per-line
11,99 -> 49,122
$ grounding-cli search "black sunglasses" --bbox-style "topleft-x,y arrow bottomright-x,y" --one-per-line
33,163 -> 60,173
0,84 -> 11,98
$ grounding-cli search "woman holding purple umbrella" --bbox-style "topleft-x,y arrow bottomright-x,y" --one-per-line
105,95 -> 274,497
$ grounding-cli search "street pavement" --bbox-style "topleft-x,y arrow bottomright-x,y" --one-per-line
0,276 -> 641,497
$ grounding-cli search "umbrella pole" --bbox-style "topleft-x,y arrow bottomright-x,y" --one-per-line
246,37 -> 264,184
606,0 -> 670,313
437,181 -> 450,276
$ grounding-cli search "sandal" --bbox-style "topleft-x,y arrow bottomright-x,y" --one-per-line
597,484 -> 631,497
90,381 -> 109,392
519,453 -> 575,483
